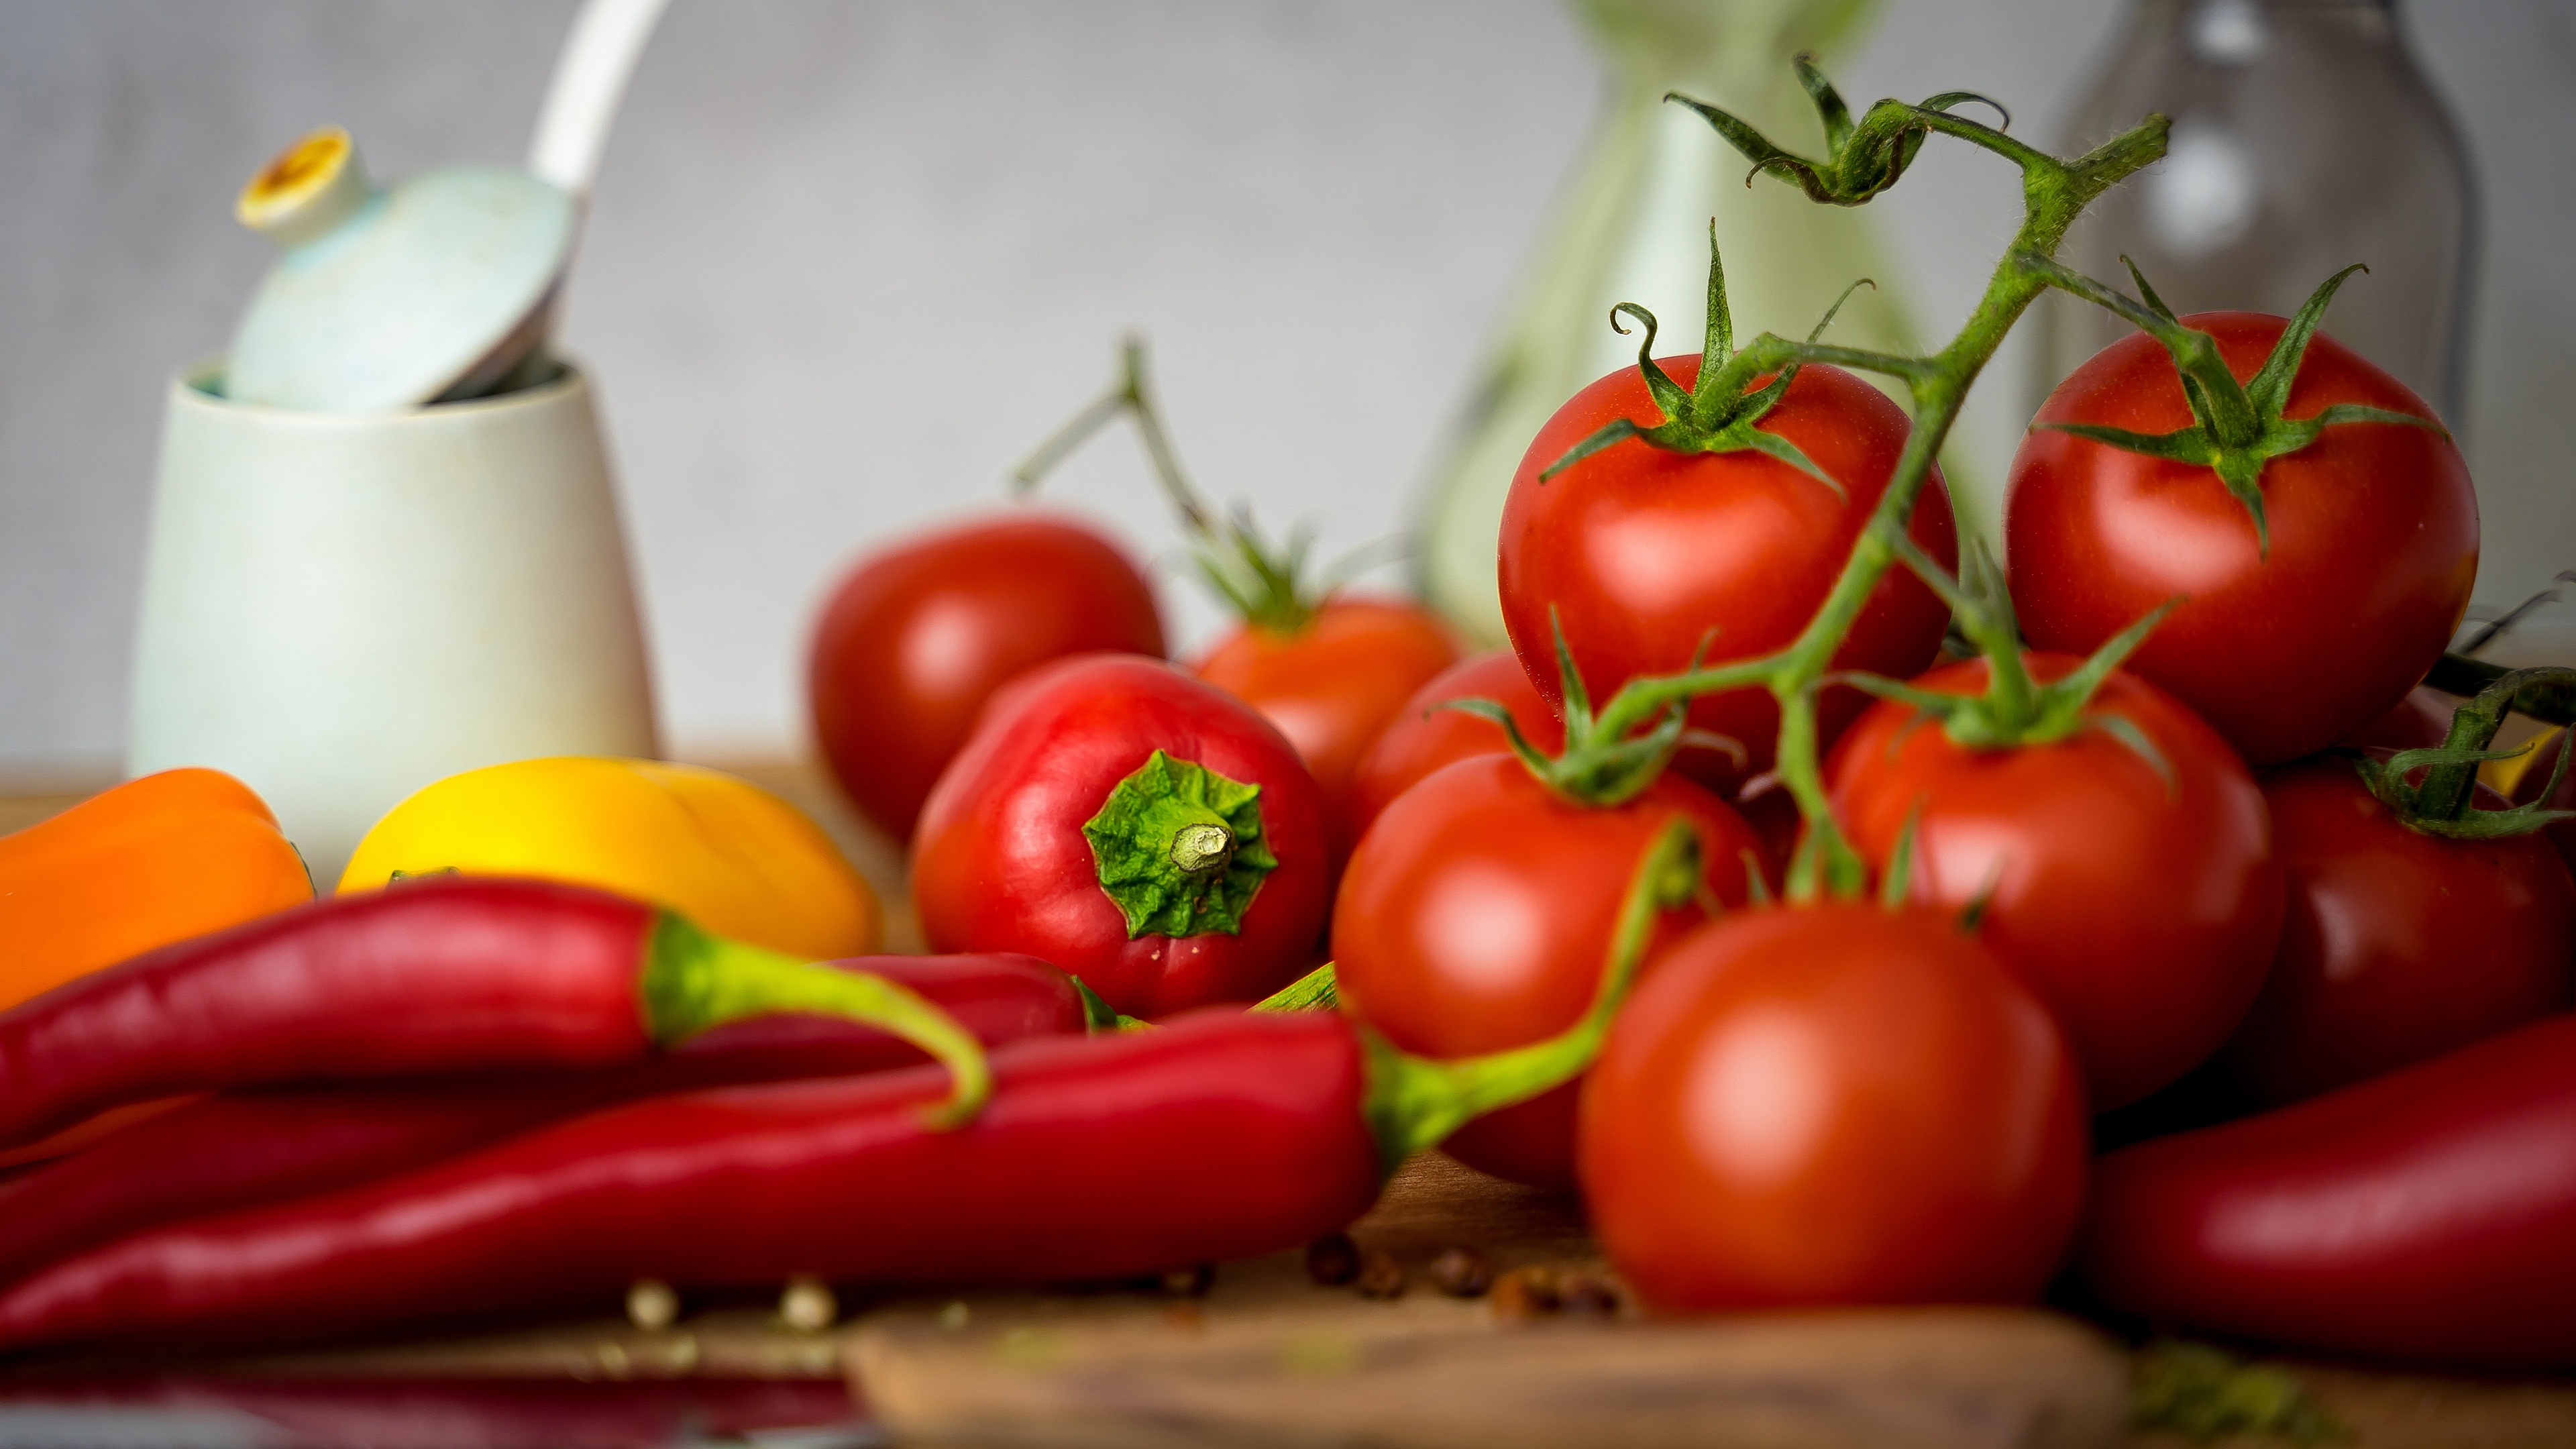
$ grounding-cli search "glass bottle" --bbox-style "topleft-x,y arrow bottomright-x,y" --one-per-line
1415,0 -> 1921,646
2037,0 -> 2475,423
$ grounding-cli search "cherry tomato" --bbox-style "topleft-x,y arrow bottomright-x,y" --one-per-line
1498,358 -> 1956,794
2345,685 -> 2458,752
912,654 -> 1329,1018
2007,315 -> 2477,766
810,514 -> 1164,839
1333,756 -> 1762,1188
1193,596 -> 1458,865
2085,1015 -> 2576,1368
1828,655 -> 2283,1110
1580,903 -> 2086,1309
2218,757 -> 2574,1107
1346,650 -> 1562,842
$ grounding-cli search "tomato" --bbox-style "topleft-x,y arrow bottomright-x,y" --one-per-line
2218,758 -> 2574,1107
1329,757 -> 1772,1185
1346,650 -> 1562,842
1497,357 -> 1956,795
2345,685 -> 2457,752
912,654 -> 1329,1018
1193,596 -> 1458,863
810,514 -> 1164,839
2006,314 -> 2477,766
1828,654 -> 2283,1110
1580,903 -> 2086,1309
1332,757 -> 1763,1188
2084,1015 -> 2576,1368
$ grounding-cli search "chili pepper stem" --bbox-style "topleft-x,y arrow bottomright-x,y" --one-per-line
1253,961 -> 1340,1013
1358,818 -> 1702,1177
639,914 -> 991,1128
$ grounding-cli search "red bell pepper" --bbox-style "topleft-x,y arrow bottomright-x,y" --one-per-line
2082,1012 -> 2576,1368
0,955 -> 1082,1292
0,823 -> 1700,1352
0,877 -> 991,1151
912,653 -> 1334,1019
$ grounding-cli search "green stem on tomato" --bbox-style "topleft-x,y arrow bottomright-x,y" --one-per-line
1576,83 -> 2171,900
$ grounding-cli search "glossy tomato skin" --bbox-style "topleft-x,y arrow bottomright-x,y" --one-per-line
1828,655 -> 2283,1110
1580,904 -> 2087,1309
912,654 -> 1329,1018
2219,759 -> 2574,1108
2007,315 -> 2477,767
2345,686 -> 2457,752
1332,757 -> 1762,1188
1193,596 -> 1459,865
1498,358 -> 1956,796
2084,1016 -> 2576,1368
1346,650 -> 1562,842
810,514 -> 1165,839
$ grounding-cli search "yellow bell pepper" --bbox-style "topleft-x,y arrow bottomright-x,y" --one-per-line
339,757 -> 879,960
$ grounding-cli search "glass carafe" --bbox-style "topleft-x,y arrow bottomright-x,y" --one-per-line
2037,0 -> 2475,422
1415,0 -> 1921,646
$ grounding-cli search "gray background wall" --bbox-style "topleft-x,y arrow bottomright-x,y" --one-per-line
4,0 -> 2569,772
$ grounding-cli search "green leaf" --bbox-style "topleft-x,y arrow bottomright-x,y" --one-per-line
2037,421 -> 2218,466
1083,750 -> 1277,939
2245,264 -> 2367,417
1539,417 -> 1645,482
2131,1340 -> 2345,1446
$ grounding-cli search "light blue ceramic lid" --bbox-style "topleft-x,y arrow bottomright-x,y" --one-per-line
225,128 -> 577,412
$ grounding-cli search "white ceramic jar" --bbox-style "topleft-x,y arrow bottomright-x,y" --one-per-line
127,360 -> 657,882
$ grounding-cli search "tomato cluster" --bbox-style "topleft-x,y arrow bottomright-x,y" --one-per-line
797,64 -> 2573,1377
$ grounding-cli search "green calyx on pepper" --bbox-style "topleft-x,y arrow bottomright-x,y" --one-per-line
2024,254 -> 2447,555
2343,666 -> 2576,841
1358,816 -> 1703,1177
1084,750 -> 1278,939
639,912 -> 993,1128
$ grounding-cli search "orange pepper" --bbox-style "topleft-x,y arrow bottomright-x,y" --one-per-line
0,768 -> 313,1013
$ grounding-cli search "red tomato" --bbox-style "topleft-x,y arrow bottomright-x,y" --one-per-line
1580,904 -> 2086,1309
1193,597 -> 1459,865
912,654 -> 1329,1018
2218,758 -> 2575,1107
810,514 -> 1164,839
1497,358 -> 1957,795
2007,315 -> 2477,766
1332,757 -> 1763,1188
1828,655 -> 2283,1110
1346,650 -> 1562,841
2085,1015 -> 2576,1368
2345,686 -> 2458,752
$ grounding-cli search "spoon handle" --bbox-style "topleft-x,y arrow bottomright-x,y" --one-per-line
527,0 -> 672,200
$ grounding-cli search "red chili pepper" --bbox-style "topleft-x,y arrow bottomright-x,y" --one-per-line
0,955 -> 1081,1293
0,824 -> 1701,1352
2082,1013 -> 2576,1368
0,877 -> 991,1152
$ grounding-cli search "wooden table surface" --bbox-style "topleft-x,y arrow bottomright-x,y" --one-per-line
4,767 -> 2573,1448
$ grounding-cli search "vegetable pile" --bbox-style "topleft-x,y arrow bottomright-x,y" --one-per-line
4,57 -> 2571,1377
